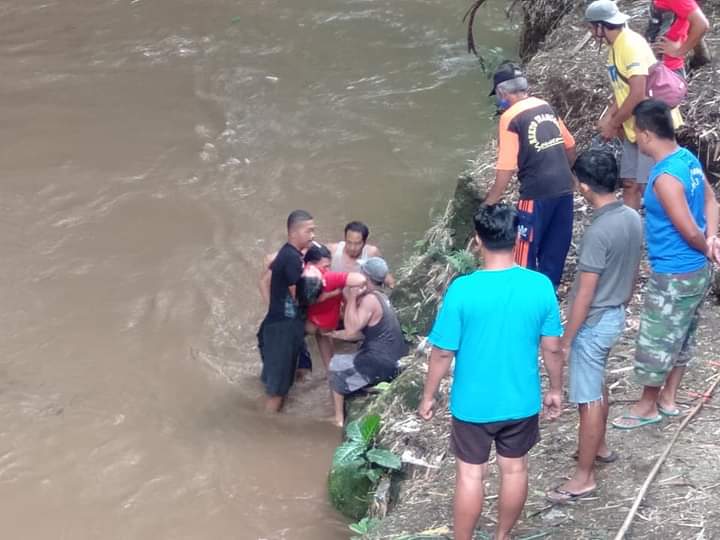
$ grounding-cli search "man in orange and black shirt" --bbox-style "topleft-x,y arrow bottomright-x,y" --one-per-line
484,62 -> 577,289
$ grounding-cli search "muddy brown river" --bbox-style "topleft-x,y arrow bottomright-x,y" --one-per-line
0,0 -> 514,538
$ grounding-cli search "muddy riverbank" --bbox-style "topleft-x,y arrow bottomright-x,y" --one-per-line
344,0 -> 720,538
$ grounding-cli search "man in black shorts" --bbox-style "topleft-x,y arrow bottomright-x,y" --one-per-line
259,210 -> 315,412
418,204 -> 564,540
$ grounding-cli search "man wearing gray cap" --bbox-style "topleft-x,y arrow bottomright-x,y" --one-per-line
585,0 -> 683,210
326,257 -> 408,426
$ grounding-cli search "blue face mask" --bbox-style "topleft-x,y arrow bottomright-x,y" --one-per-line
496,96 -> 510,112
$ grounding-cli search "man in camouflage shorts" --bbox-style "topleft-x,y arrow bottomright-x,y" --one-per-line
612,100 -> 719,430
634,269 -> 711,388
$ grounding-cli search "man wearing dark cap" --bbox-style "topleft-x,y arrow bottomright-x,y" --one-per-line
326,257 -> 408,426
484,62 -> 577,290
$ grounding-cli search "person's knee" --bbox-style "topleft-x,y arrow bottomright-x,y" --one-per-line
497,455 -> 528,475
456,458 -> 487,483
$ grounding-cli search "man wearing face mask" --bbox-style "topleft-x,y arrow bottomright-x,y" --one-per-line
484,62 -> 577,290
585,0 -> 683,211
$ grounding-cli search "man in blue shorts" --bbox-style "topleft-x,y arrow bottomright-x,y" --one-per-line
546,149 -> 642,503
418,204 -> 564,540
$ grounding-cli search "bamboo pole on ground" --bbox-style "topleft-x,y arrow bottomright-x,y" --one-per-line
613,373 -> 720,540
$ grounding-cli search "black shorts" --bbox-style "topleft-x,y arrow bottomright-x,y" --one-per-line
451,414 -> 540,465
259,318 -> 305,397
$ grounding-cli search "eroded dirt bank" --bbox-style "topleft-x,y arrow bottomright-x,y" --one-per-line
363,0 -> 720,538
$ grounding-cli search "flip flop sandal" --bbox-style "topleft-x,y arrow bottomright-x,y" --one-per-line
572,450 -> 619,463
611,413 -> 663,430
657,404 -> 681,417
545,486 -> 596,504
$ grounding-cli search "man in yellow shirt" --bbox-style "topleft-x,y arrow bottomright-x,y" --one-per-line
585,0 -> 682,210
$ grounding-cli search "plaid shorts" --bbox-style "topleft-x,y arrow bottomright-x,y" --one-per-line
634,264 -> 711,387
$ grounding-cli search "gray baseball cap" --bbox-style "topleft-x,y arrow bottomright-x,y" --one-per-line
585,0 -> 630,25
360,257 -> 389,285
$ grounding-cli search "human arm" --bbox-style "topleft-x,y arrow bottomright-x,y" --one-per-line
316,289 -> 342,303
540,284 -> 564,420
561,272 -> 600,350
703,178 -> 720,263
258,252 -> 276,305
653,7 -> 710,58
597,102 -> 619,136
565,146 -> 577,168
486,114 -> 519,205
558,118 -> 577,167
342,288 -> 375,335
541,336 -> 564,420
316,272 -> 365,303
418,347 -> 454,420
485,169 -> 515,205
655,173 -> 708,254
604,76 -> 647,139
626,263 -> 642,305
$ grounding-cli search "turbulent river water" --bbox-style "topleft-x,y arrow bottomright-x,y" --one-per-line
0,0 -> 515,538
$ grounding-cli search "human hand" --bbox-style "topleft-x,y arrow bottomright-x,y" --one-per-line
542,390 -> 563,421
417,395 -> 436,421
598,118 -> 619,141
343,285 -> 361,300
707,235 -> 720,265
652,37 -> 682,57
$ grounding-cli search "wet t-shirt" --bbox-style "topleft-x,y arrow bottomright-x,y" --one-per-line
307,270 -> 348,330
496,97 -> 575,200
266,243 -> 304,323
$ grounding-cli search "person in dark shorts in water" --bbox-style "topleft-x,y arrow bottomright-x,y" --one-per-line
326,257 -> 408,426
258,210 -> 315,413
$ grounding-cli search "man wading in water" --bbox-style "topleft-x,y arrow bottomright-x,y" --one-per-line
327,221 -> 395,288
258,210 -> 315,413
327,257 -> 407,427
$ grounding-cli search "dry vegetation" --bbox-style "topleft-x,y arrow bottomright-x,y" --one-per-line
375,0 -> 720,538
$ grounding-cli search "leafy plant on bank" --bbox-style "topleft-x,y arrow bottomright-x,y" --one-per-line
445,249 -> 477,275
328,414 -> 402,519
332,414 -> 402,480
349,516 -> 380,538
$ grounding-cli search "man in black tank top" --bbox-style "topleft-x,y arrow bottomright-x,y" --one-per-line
326,257 -> 408,426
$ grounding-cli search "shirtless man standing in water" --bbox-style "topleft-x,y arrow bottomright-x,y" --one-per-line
327,221 -> 396,288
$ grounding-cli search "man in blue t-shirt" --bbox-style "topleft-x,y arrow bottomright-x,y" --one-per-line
418,204 -> 564,540
612,99 -> 719,430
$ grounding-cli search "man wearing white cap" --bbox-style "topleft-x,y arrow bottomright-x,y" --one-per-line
326,257 -> 408,426
585,0 -> 682,210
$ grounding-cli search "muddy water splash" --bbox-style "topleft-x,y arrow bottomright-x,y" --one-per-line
0,0 -> 515,537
